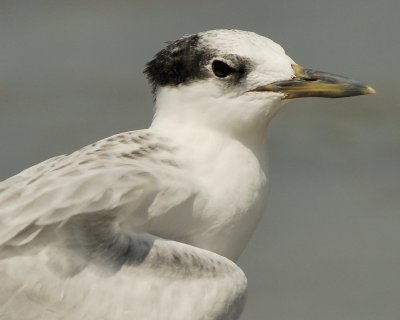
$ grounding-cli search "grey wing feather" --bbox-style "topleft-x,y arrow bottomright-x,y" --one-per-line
0,132 -> 248,320
0,131 -> 194,250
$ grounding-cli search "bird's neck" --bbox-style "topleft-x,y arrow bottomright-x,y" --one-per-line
150,88 -> 273,260
148,120 -> 270,260
151,84 -> 279,147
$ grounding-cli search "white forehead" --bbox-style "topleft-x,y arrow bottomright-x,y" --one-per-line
198,29 -> 293,64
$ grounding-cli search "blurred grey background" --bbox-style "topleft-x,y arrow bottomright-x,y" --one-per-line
0,0 -> 399,319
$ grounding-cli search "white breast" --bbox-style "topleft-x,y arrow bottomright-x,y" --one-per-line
148,125 -> 269,260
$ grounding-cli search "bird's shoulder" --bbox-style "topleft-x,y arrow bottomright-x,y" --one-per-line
0,129 -> 197,248
0,129 -> 182,196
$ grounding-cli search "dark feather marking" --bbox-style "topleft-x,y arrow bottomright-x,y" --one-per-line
121,153 -> 135,159
159,159 -> 179,167
138,134 -> 151,141
52,163 -> 71,172
218,54 -> 253,85
78,159 -> 94,165
144,34 -> 254,95
26,175 -> 43,185
63,214 -> 153,271
144,34 -> 215,94
130,150 -> 145,157
131,137 -> 141,144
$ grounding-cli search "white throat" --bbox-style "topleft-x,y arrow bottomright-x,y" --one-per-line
149,83 -> 279,260
151,82 -> 284,146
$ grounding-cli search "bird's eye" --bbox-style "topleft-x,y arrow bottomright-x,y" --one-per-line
212,60 -> 235,78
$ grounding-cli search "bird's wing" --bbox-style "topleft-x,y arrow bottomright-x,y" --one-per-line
0,130 -> 195,250
0,130 -> 248,320
0,235 -> 247,320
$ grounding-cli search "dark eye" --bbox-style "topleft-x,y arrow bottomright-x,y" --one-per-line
212,60 -> 235,78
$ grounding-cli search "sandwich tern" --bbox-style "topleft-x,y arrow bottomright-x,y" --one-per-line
0,29 -> 374,320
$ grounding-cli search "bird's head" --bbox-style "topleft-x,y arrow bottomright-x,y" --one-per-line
146,29 -> 374,138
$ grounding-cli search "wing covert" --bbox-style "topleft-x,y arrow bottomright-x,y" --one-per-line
0,130 -> 195,250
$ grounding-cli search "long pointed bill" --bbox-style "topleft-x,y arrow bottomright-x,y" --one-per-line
253,64 -> 375,99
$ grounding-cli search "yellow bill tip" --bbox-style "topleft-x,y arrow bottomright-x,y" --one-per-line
363,86 -> 376,95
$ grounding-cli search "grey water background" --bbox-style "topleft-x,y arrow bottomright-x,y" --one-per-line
0,0 -> 399,319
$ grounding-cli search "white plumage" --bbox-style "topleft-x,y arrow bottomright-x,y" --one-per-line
0,29 -> 373,319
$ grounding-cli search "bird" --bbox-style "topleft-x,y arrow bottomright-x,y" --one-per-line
0,29 -> 374,320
